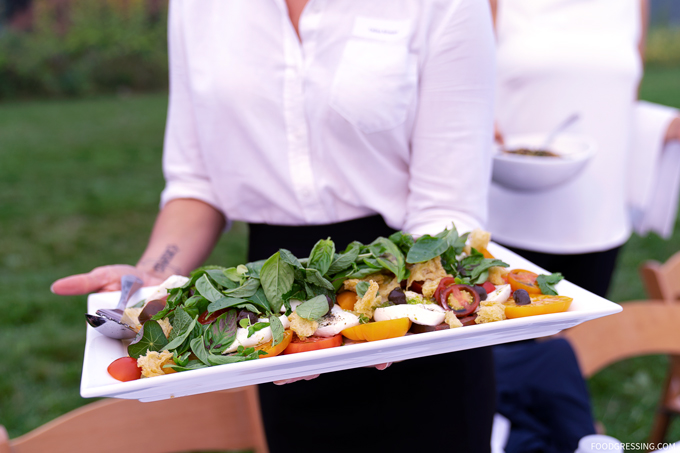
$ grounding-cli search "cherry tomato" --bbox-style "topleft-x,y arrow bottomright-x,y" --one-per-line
254,330 -> 294,358
481,281 -> 496,294
284,333 -> 343,354
341,318 -> 412,342
507,269 -> 542,294
433,277 -> 458,301
409,281 -> 424,294
336,291 -> 358,311
504,295 -> 573,319
107,357 -> 142,382
439,284 -> 480,317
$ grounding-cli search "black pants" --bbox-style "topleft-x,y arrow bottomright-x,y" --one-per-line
492,244 -> 621,453
249,215 -> 495,453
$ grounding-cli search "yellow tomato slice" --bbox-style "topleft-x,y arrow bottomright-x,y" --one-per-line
504,295 -> 573,319
254,330 -> 294,358
341,318 -> 412,342
336,291 -> 358,311
507,269 -> 542,294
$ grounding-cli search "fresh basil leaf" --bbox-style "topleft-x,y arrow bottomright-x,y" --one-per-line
233,303 -> 262,314
168,307 -> 193,342
246,260 -> 266,279
223,278 -> 260,299
207,355 -> 249,366
204,310 -> 238,354
208,296 -> 247,313
356,281 -> 370,298
327,241 -> 362,274
152,286 -> 185,320
205,269 -> 238,289
244,287 -> 273,314
280,249 -> 304,269
165,360 -> 209,372
164,315 -> 199,351
247,322 -> 270,338
469,258 -> 509,283
191,336 -> 211,365
269,315 -> 284,347
369,237 -> 406,281
195,274 -> 224,302
405,235 -> 448,264
128,320 -> 169,359
308,238 -> 335,275
304,268 -> 335,291
283,282 -> 307,303
388,231 -> 415,256
536,272 -> 564,296
239,318 -> 250,328
260,252 -> 295,313
305,282 -> 336,303
296,295 -> 330,320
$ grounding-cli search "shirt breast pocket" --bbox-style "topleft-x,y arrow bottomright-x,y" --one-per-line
330,39 -> 418,134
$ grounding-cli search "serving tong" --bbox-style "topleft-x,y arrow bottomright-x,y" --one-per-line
85,274 -> 143,340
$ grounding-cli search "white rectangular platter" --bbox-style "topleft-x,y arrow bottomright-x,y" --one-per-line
81,242 -> 622,402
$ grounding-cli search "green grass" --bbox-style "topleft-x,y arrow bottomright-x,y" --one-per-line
0,67 -> 679,448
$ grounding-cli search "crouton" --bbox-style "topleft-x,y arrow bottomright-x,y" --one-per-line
137,350 -> 175,378
407,257 -> 448,289
353,280 -> 381,319
445,311 -> 463,328
288,312 -> 319,339
475,302 -> 506,324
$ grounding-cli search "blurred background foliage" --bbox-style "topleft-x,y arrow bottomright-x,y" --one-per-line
0,0 -> 679,451
0,0 -> 168,99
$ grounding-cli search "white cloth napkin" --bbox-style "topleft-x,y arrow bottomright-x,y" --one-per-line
628,101 -> 680,238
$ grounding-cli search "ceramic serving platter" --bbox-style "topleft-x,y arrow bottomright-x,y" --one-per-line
81,242 -> 622,402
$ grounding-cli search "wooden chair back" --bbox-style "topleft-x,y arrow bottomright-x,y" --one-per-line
563,301 -> 680,377
563,301 -> 680,449
0,386 -> 268,453
640,252 -> 680,302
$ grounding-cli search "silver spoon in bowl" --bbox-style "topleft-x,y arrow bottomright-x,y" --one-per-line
85,274 -> 143,340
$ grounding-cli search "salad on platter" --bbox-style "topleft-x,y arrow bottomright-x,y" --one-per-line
103,224 -> 572,382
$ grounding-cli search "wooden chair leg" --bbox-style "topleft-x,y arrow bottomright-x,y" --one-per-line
648,356 -> 680,445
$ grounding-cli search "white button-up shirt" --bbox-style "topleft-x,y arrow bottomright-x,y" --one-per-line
161,0 -> 495,236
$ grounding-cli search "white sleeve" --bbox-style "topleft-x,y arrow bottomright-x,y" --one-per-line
629,100 -> 680,238
159,1 -> 223,214
403,0 -> 496,237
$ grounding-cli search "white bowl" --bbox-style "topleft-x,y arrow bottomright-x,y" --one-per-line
492,133 -> 595,192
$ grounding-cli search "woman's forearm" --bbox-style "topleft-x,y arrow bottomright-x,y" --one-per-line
136,198 -> 226,279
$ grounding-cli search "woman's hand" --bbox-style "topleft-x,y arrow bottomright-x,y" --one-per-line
665,116 -> 680,143
50,265 -> 165,295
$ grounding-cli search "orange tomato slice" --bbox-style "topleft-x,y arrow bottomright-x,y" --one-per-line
504,295 -> 573,319
336,291 -> 358,311
254,329 -> 294,358
341,318 -> 412,342
480,247 -> 495,259
507,269 -> 542,294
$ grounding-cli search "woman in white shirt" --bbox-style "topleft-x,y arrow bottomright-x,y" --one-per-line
52,0 -> 498,451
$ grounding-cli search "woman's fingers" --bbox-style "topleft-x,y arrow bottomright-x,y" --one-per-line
374,362 -> 393,371
50,265 -> 142,295
273,374 -> 321,385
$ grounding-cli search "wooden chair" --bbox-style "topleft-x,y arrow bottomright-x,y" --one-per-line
639,254 -> 680,444
0,386 -> 269,453
563,301 -> 680,449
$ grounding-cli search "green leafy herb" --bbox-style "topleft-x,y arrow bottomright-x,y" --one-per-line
165,360 -> 209,372
164,315 -> 200,352
368,237 -> 406,281
296,295 -> 330,320
195,274 -> 225,302
168,307 -> 193,342
128,320 -> 169,359
205,268 -> 238,289
203,310 -> 238,354
260,252 -> 295,313
207,296 -> 247,313
239,318 -> 250,328
304,268 -> 335,291
356,281 -> 370,298
406,235 -> 448,264
173,351 -> 191,367
536,272 -> 564,296
190,336 -> 211,365
269,315 -> 284,346
247,322 -> 270,338
388,231 -> 415,256
246,260 -> 266,279
357,314 -> 370,324
223,278 -> 260,299
308,238 -> 335,275
327,241 -> 362,274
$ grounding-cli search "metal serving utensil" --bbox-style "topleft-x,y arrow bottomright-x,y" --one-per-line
85,274 -> 143,340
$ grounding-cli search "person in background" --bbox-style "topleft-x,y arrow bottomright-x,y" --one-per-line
52,1 -> 498,451
488,1 -> 680,452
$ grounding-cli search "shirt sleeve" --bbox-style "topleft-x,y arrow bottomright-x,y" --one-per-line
403,0 -> 496,237
160,1 -> 223,215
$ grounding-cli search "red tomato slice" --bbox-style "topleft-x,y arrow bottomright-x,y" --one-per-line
507,269 -> 542,294
107,357 -> 142,382
439,284 -> 480,317
283,334 -> 343,355
481,281 -> 496,294
433,277 -> 458,301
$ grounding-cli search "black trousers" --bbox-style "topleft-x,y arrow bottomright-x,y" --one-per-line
249,215 -> 495,453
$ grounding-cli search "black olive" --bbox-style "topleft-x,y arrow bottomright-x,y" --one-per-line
237,310 -> 258,325
325,295 -> 334,313
388,288 -> 407,305
473,285 -> 488,301
513,289 -> 531,306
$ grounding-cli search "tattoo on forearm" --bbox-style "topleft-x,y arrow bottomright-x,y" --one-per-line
153,245 -> 179,273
